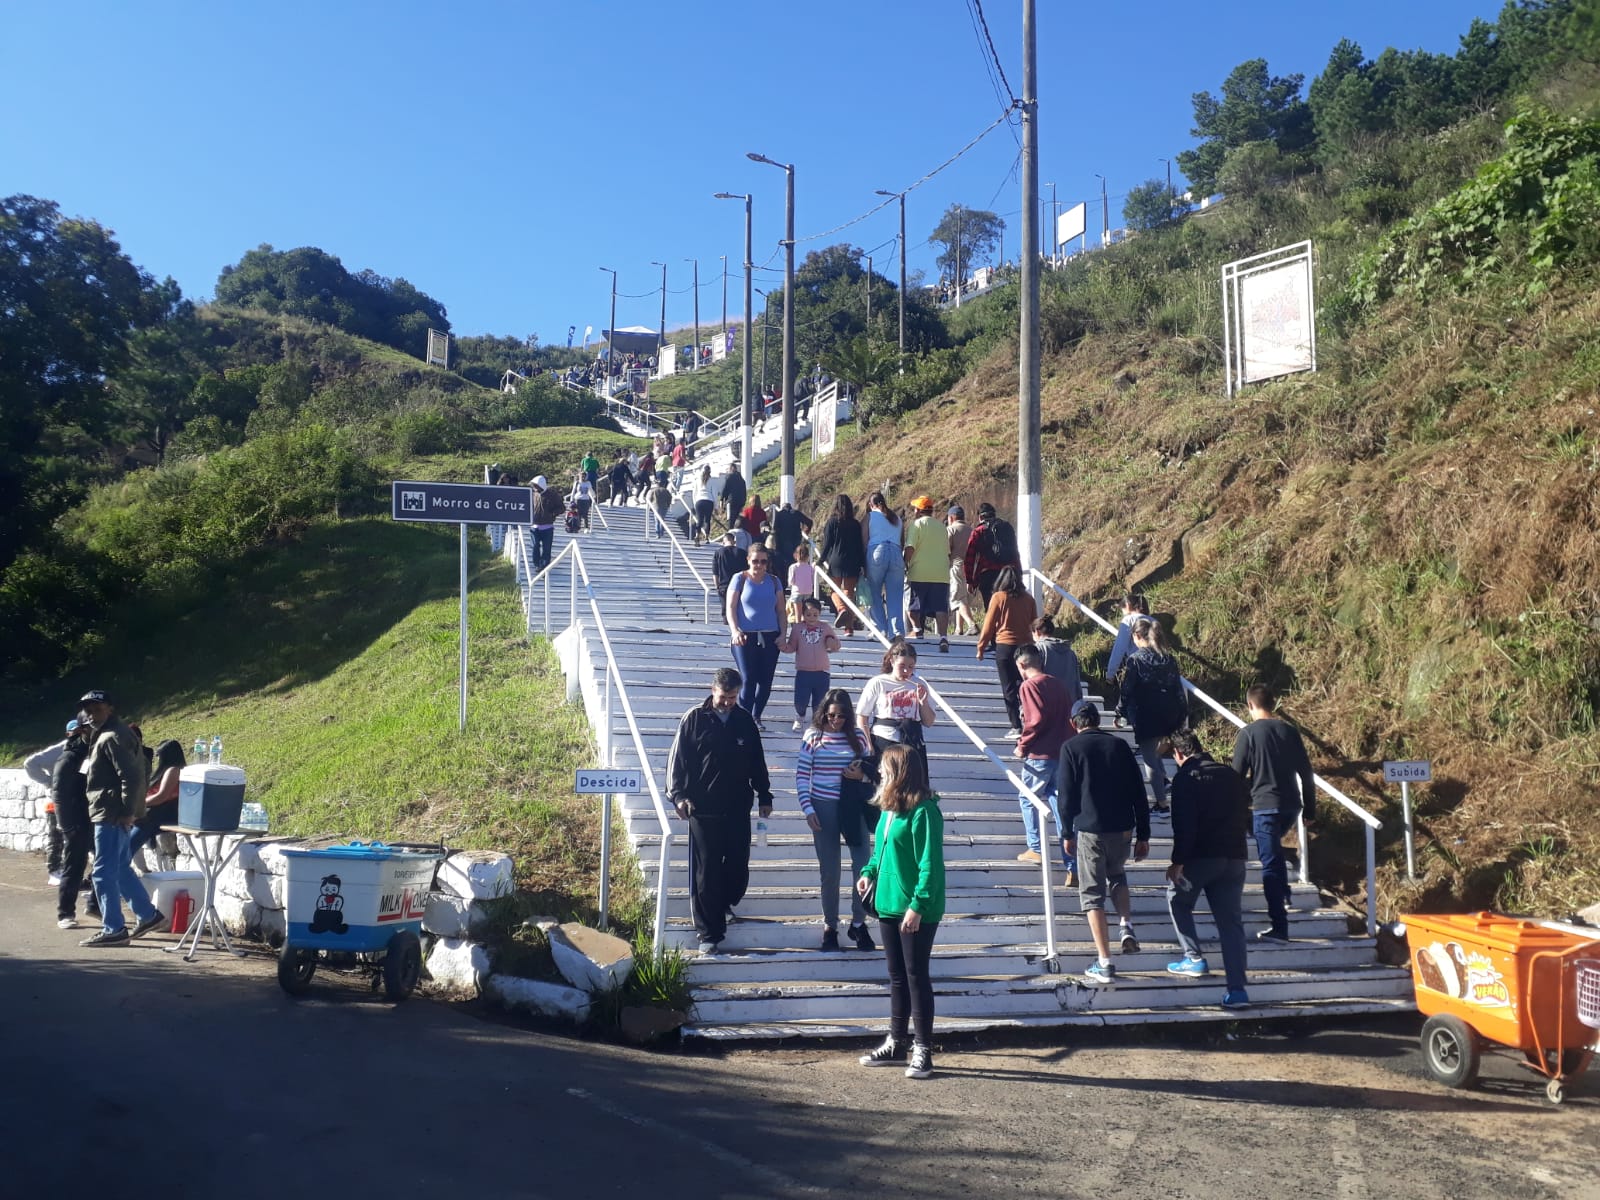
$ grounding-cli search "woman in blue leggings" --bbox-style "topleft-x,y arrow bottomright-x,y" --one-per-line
725,543 -> 787,728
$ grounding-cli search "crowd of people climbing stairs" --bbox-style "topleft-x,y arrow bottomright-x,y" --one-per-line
647,481 -> 1319,1082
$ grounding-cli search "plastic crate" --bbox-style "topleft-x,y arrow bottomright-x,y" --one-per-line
1578,960 -> 1600,1031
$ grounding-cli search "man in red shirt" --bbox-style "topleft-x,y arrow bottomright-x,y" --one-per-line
1013,646 -> 1075,885
963,502 -> 1021,611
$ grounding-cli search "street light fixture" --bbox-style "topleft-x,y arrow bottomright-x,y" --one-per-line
747,150 -> 796,505
714,191 -> 754,472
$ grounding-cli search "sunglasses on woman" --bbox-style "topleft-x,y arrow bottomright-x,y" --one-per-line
823,709 -> 847,720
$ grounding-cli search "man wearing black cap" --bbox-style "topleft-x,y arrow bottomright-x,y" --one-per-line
77,690 -> 163,947
1058,700 -> 1149,985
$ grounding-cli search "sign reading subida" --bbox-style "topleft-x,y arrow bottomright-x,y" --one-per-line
391,480 -> 533,525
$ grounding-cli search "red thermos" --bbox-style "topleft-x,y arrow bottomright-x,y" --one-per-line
170,889 -> 194,933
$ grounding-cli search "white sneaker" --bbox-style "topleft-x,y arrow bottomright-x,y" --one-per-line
792,719 -> 804,732
47,873 -> 62,886
58,917 -> 80,930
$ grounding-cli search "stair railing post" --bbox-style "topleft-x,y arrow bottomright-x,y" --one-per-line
1365,825 -> 1378,937
1298,813 -> 1309,886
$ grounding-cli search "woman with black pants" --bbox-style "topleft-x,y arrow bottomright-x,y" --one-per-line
976,567 -> 1038,739
816,494 -> 865,633
856,744 -> 946,1079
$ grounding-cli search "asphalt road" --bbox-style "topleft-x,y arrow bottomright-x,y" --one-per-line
1,850 -> 1594,1200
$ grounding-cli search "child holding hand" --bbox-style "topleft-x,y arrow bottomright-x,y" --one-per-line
780,596 -> 841,731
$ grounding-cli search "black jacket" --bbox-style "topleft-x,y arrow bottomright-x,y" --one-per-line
1231,717 -> 1316,818
720,471 -> 747,513
1058,728 -> 1150,841
1117,648 -> 1188,741
817,515 -> 864,576
1169,753 -> 1251,865
712,545 -> 748,595
50,738 -> 91,829
668,699 -> 773,818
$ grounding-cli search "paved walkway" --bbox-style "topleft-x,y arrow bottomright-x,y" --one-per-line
6,869 -> 1592,1195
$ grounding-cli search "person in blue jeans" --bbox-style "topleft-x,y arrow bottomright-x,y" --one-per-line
861,491 -> 906,638
1231,684 -> 1315,942
1012,647 -> 1075,883
1162,732 -> 1252,1008
76,690 -> 163,947
725,544 -> 787,728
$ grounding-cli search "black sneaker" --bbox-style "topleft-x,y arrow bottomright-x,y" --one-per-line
1119,927 -> 1140,954
858,1036 -> 908,1067
821,928 -> 841,952
905,1042 -> 934,1079
130,910 -> 166,940
1255,928 -> 1290,943
847,923 -> 876,952
80,928 -> 130,948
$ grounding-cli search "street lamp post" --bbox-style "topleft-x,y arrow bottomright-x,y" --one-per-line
720,255 -> 728,342
713,192 -> 755,473
874,188 -> 907,370
598,266 -> 617,398
650,262 -> 667,360
1094,174 -> 1108,248
748,151 -> 796,506
865,253 -> 872,328
685,258 -> 699,371
1158,157 -> 1173,219
1019,0 -> 1042,598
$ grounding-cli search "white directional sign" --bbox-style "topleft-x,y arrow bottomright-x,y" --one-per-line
1383,760 -> 1432,783
391,480 -> 533,525
575,769 -> 644,794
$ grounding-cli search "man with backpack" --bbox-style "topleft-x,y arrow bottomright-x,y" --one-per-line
963,502 -> 1021,611
530,475 -> 564,571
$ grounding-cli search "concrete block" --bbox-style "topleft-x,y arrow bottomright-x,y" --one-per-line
436,851 -> 513,900
422,892 -> 497,939
1578,901 -> 1600,928
487,974 -> 591,1024
427,937 -> 490,997
549,923 -> 635,994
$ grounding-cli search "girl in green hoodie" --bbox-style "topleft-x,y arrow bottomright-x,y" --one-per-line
856,744 -> 945,1079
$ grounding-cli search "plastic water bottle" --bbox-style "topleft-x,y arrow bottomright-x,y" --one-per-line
239,802 -> 269,831
193,736 -> 206,763
209,735 -> 222,765
755,818 -> 768,849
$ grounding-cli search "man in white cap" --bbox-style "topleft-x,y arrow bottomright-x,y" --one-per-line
530,475 -> 563,572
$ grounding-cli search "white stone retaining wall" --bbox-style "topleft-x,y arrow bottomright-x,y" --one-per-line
0,768 -> 52,853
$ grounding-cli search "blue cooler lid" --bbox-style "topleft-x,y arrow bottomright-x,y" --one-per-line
280,839 -> 437,862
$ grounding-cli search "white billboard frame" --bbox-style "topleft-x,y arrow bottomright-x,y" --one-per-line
1056,202 -> 1086,251
811,381 -> 838,460
1222,240 -> 1316,396
426,328 -> 450,368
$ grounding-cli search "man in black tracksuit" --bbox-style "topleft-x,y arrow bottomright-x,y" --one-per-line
1231,684 -> 1316,942
668,668 -> 773,953
1058,700 -> 1149,985
719,463 -> 747,533
1164,731 -> 1253,1007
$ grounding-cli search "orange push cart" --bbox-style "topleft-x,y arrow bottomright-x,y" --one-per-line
1402,911 -> 1600,1104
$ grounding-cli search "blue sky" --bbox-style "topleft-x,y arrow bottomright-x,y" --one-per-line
4,1 -> 1496,346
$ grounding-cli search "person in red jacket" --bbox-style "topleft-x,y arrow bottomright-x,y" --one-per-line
1013,646 -> 1076,884
963,502 -> 1021,611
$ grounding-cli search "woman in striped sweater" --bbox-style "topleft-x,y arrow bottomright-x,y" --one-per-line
795,688 -> 876,952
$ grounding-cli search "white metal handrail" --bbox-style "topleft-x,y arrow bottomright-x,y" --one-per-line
640,496 -> 713,625
1029,567 -> 1380,936
810,554 -> 1063,970
507,527 -> 675,949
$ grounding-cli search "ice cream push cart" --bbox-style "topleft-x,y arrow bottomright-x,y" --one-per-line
277,841 -> 445,1000
1404,911 -> 1600,1104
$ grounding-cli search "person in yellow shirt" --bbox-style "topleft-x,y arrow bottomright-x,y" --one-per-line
903,496 -> 952,653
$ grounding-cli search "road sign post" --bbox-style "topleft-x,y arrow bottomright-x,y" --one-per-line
392,481 -> 534,732
576,769 -> 644,930
1383,760 -> 1431,882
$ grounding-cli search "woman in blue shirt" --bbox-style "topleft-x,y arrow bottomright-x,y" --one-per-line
860,492 -> 906,638
725,543 -> 787,728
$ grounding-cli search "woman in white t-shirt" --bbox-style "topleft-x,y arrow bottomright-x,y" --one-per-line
857,637 -> 936,778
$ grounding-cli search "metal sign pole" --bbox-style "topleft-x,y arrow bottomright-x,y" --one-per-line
459,523 -> 469,732
1401,779 -> 1415,882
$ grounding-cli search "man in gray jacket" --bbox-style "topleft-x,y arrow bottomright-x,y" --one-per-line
78,690 -> 163,947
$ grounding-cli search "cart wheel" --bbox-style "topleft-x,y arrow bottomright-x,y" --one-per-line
277,947 -> 317,996
1546,1077 -> 1565,1105
382,931 -> 423,1001
1422,1014 -> 1480,1089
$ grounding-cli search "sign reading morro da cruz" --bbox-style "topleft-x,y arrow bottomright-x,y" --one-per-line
391,480 -> 533,525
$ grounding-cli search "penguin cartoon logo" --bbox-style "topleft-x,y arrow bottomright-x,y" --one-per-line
309,874 -> 349,935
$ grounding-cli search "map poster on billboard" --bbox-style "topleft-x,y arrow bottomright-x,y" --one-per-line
626,368 -> 649,399
658,343 -> 677,377
812,381 -> 838,459
426,328 -> 450,368
711,328 -> 734,363
1221,241 -> 1316,396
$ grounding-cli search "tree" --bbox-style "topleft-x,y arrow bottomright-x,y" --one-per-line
817,336 -> 898,428
928,206 -> 1005,281
1176,59 -> 1313,194
0,195 -> 165,571
1122,179 -> 1181,230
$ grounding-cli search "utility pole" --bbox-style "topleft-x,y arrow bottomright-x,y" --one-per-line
1018,0 -> 1042,598
865,253 -> 872,328
1159,157 -> 1173,220
714,193 -> 755,472
651,261 -> 667,355
598,266 -> 617,398
686,258 -> 699,371
954,204 -> 963,309
748,151 -> 796,505
874,188 -> 907,370
1094,174 -> 1108,247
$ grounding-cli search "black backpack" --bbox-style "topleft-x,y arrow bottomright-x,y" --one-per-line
987,518 -> 1018,564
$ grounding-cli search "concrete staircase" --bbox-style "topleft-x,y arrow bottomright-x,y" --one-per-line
511,507 -> 1413,1040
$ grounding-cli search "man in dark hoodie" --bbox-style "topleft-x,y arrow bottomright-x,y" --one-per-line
77,690 -> 162,947
668,668 -> 773,954
1231,684 -> 1316,943
1163,731 -> 1252,1009
1059,701 -> 1149,986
